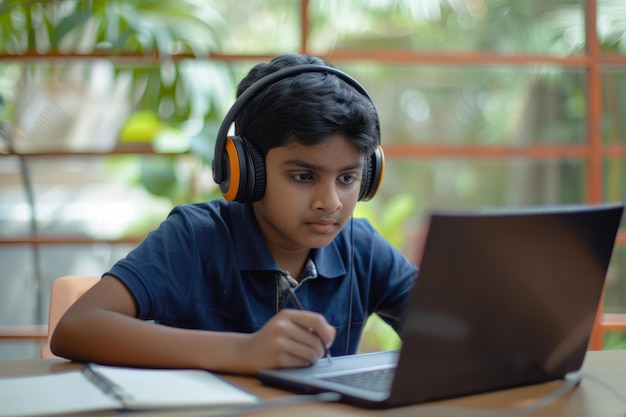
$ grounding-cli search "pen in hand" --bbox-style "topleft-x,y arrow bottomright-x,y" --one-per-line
279,277 -> 333,364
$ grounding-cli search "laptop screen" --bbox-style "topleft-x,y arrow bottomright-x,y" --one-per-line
390,203 -> 623,404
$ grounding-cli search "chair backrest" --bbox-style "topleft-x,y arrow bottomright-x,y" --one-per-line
41,275 -> 100,359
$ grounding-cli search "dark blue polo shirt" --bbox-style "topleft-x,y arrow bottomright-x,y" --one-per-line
107,199 -> 417,356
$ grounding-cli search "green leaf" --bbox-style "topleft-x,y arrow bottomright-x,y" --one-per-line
120,110 -> 165,143
50,11 -> 91,49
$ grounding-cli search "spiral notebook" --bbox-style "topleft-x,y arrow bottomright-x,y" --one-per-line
0,364 -> 259,417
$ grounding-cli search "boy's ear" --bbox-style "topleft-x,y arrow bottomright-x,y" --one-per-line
359,146 -> 385,202
218,136 -> 266,203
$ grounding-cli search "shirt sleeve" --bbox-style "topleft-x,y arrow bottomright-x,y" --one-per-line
106,206 -> 201,321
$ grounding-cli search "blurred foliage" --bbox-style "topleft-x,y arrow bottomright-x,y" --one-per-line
354,194 -> 417,353
120,110 -> 166,143
0,0 -> 236,207
604,332 -> 626,350
310,0 -> 626,54
0,0 -> 227,54
0,0 -> 232,123
354,193 -> 417,250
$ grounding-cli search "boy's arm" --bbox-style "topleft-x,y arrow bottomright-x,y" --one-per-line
50,275 -> 335,374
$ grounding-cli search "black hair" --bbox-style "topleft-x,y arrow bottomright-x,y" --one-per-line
234,53 -> 380,157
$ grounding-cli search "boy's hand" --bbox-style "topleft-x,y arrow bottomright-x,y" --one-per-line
236,309 -> 336,371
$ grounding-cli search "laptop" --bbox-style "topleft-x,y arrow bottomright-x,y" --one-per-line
258,203 -> 624,408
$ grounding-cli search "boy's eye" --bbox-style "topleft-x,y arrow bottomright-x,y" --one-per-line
292,173 -> 314,182
339,174 -> 359,184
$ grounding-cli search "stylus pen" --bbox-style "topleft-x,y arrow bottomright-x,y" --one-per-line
284,286 -> 333,364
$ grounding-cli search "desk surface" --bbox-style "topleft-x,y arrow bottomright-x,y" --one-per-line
2,350 -> 626,417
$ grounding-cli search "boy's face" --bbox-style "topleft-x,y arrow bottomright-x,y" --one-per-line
253,134 -> 363,254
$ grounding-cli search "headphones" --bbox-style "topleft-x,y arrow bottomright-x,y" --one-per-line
212,64 -> 385,203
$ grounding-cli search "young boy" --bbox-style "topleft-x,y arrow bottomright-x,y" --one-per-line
51,53 -> 418,374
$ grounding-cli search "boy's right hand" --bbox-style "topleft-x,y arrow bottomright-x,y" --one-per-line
235,309 -> 336,372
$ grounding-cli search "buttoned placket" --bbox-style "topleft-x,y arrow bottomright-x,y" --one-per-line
274,259 -> 318,313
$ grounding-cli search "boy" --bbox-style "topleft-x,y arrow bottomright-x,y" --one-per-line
51,53 -> 418,374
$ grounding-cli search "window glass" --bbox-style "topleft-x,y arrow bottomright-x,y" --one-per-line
372,157 -> 585,220
309,0 -> 585,54
0,243 -> 136,359
604,157 -> 626,228
603,70 -> 626,144
341,64 -> 586,145
597,0 -> 626,54
0,341 -> 42,360
210,0 -> 301,54
0,1 -> 224,55
358,157 -> 584,263
0,59 -> 236,154
0,157 -> 190,240
605,246 -> 626,314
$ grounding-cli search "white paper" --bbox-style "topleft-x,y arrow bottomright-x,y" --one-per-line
90,364 -> 259,409
0,371 -> 119,417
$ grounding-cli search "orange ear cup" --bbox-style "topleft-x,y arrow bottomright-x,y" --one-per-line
221,137 -> 242,202
219,136 -> 265,203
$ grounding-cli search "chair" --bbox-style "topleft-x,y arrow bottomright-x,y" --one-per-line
41,275 -> 100,359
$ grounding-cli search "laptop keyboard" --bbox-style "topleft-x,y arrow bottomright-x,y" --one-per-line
321,367 -> 395,393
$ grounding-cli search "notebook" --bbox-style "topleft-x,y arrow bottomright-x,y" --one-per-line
258,202 -> 624,408
0,364 -> 259,417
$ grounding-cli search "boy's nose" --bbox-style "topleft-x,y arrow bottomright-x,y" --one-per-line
312,183 -> 342,212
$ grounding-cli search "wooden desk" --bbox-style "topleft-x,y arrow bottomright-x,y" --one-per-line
2,350 -> 626,417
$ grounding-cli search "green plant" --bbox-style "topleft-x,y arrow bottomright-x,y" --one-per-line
604,332 -> 626,350
353,193 -> 417,352
1,0 -> 228,118
0,1 -> 234,206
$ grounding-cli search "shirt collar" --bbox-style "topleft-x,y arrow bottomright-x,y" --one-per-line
228,202 -> 346,279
